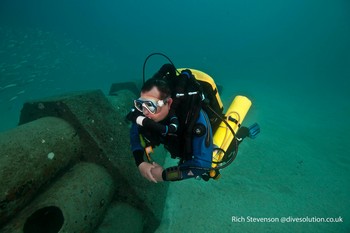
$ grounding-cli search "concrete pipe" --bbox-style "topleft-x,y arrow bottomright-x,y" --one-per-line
1,162 -> 115,233
0,116 -> 82,226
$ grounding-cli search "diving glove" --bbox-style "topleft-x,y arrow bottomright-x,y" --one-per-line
126,108 -> 144,123
248,123 -> 260,139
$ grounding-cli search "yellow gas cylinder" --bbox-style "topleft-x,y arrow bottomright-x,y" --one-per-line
211,95 -> 252,177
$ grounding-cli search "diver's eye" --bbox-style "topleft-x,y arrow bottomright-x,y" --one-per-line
144,102 -> 154,107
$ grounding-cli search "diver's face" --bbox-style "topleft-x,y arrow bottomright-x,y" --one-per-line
140,86 -> 172,122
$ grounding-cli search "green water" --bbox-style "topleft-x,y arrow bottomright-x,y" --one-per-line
0,0 -> 349,232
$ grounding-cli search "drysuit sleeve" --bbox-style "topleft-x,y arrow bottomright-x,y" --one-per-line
130,123 -> 144,167
190,110 -> 213,168
162,110 -> 213,181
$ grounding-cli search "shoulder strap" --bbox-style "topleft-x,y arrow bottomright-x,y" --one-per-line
171,69 -> 204,160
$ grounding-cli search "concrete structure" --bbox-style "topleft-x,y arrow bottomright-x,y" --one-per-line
0,117 -> 82,225
1,162 -> 114,233
0,88 -> 169,233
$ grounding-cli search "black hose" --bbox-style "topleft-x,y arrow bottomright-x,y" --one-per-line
142,52 -> 180,84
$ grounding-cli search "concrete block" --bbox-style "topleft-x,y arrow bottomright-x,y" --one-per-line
1,162 -> 114,233
0,117 -> 82,226
16,89 -> 169,232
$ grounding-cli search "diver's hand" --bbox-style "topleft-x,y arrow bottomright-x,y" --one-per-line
126,108 -> 143,123
151,162 -> 164,182
138,162 -> 157,183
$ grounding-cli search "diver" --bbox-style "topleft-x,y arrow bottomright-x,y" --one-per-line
127,57 -> 260,182
127,76 -> 214,182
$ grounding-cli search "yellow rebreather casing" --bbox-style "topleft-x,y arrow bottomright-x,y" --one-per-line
175,68 -> 252,179
211,96 -> 252,175
177,68 -> 224,110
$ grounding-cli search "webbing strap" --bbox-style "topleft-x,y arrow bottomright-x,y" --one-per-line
228,116 -> 241,128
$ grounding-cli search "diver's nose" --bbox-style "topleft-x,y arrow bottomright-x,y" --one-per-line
142,107 -> 150,116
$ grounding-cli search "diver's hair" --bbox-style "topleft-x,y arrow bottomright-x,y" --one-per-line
141,78 -> 171,99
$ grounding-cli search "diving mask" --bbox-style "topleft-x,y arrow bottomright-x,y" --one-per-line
134,97 -> 169,114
